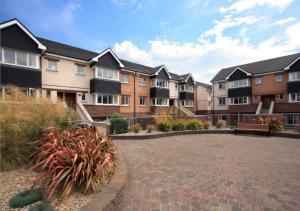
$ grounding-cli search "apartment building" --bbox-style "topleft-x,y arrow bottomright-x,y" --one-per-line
0,19 -> 209,120
196,82 -> 212,115
211,53 -> 300,124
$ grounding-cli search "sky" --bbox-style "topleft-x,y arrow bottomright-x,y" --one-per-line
1,0 -> 300,83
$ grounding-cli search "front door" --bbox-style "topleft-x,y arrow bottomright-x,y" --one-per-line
261,95 -> 275,109
65,93 -> 76,109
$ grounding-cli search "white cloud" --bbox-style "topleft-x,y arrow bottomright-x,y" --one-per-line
272,17 -> 296,26
61,0 -> 83,25
114,22 -> 300,83
220,0 -> 294,13
107,0 -> 142,13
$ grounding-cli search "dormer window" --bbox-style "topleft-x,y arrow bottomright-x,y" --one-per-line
151,78 -> 168,88
229,79 -> 249,88
0,47 -> 39,68
96,67 -> 119,80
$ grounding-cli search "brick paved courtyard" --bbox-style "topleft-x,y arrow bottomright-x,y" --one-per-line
116,134 -> 300,211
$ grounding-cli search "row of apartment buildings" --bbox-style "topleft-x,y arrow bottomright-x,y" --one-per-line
0,19 -> 212,120
211,53 -> 300,125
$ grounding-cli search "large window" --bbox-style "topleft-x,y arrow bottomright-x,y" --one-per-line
96,67 -> 118,80
229,97 -> 248,105
229,79 -> 249,88
289,93 -> 300,102
139,96 -> 146,106
180,100 -> 193,107
218,97 -> 226,106
47,60 -> 57,71
96,94 -> 119,105
139,77 -> 146,86
151,97 -> 169,106
121,95 -> 129,105
286,114 -> 299,126
218,83 -> 225,90
0,48 -> 39,68
289,71 -> 300,81
151,78 -> 168,88
120,74 -> 129,83
180,84 -> 193,92
76,65 -> 85,75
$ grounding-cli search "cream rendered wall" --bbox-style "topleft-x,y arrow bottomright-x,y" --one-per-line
41,55 -> 94,104
169,80 -> 178,99
212,81 -> 228,110
196,86 -> 211,110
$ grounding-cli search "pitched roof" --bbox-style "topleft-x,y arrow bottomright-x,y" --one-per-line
211,53 -> 300,82
196,81 -> 212,90
37,37 -> 98,61
119,59 -> 155,75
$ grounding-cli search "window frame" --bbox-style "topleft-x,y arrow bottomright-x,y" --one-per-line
0,48 -> 39,69
96,67 -> 119,81
255,77 -> 262,85
96,93 -> 119,105
76,65 -> 85,76
289,93 -> 300,103
120,74 -> 129,83
229,79 -> 249,89
229,96 -> 249,105
47,60 -> 58,71
121,95 -> 130,106
218,97 -> 226,106
139,96 -> 146,106
289,71 -> 300,82
139,77 -> 146,86
218,83 -> 226,90
180,84 -> 193,92
275,74 -> 283,82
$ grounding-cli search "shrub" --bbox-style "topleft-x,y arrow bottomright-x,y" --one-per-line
9,189 -> 43,208
132,123 -> 141,133
146,125 -> 155,133
156,118 -> 172,132
203,121 -> 210,129
28,202 -> 54,211
172,119 -> 186,131
110,113 -> 128,134
32,126 -> 117,199
186,119 -> 203,130
216,120 -> 225,129
259,115 -> 284,132
0,86 -> 78,171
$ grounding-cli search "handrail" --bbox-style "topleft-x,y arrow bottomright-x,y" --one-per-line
175,105 -> 197,117
256,102 -> 263,114
269,101 -> 275,114
76,100 -> 94,123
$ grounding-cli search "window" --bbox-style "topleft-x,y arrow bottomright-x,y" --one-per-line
28,54 -> 37,67
139,78 -> 146,86
229,97 -> 248,105
97,94 -> 118,105
151,79 -> 168,88
180,84 -> 193,92
289,71 -> 300,81
4,48 -> 15,64
253,96 -> 258,102
81,93 -> 86,101
139,96 -> 146,106
121,96 -> 129,105
286,114 -> 299,126
218,83 -> 225,90
120,74 -> 129,83
48,60 -> 57,71
16,51 -> 27,66
278,94 -> 284,101
289,93 -> 300,102
183,100 -> 193,107
255,77 -> 262,85
218,97 -> 226,106
275,75 -> 283,82
229,79 -> 249,88
96,67 -> 118,80
76,65 -> 85,75
151,97 -> 169,106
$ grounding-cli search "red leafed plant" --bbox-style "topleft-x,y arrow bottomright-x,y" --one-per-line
31,126 -> 117,199
259,115 -> 285,132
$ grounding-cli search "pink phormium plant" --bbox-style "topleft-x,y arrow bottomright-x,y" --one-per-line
259,115 -> 285,132
32,126 -> 117,199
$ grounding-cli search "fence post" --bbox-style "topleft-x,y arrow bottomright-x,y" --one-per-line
238,113 -> 240,124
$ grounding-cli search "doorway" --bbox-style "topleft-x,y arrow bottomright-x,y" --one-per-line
261,95 -> 275,109
65,93 -> 76,109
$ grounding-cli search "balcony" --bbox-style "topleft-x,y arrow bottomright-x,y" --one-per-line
228,87 -> 252,98
150,87 -> 169,98
179,91 -> 194,100
90,78 -> 121,94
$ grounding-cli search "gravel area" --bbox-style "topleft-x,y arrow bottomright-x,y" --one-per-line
0,168 -> 97,211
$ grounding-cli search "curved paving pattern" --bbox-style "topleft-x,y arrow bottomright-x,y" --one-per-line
115,134 -> 300,211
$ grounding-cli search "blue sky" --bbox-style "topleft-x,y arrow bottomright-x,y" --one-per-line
1,0 -> 300,83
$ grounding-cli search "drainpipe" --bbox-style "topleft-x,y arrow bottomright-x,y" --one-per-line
133,72 -> 136,124
212,82 -> 215,125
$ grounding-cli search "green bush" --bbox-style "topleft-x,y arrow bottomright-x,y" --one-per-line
28,202 -> 54,211
9,189 -> 43,208
186,119 -> 203,130
110,113 -> 128,134
0,87 -> 78,171
157,119 -> 172,132
172,119 -> 186,131
204,121 -> 210,129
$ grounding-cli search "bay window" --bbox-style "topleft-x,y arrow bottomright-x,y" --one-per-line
96,94 -> 119,105
0,48 -> 39,68
229,97 -> 248,105
151,78 -> 168,88
96,67 -> 119,80
229,79 -> 249,88
289,71 -> 300,81
181,100 -> 193,107
289,93 -> 300,102
151,97 -> 169,106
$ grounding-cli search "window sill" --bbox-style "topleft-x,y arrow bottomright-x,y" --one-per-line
47,69 -> 58,72
139,84 -> 147,87
95,77 -> 120,82
95,104 -> 119,106
139,105 -> 146,107
121,82 -> 129,84
120,104 -> 130,107
76,73 -> 86,76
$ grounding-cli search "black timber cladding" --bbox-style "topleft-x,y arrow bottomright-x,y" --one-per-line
92,53 -> 120,70
287,81 -> 300,93
151,68 -> 169,80
179,92 -> 194,100
90,78 -> 121,94
186,76 -> 195,85
228,87 -> 252,97
150,87 -> 170,98
1,25 -> 41,54
227,69 -> 250,81
0,64 -> 41,88
288,59 -> 300,73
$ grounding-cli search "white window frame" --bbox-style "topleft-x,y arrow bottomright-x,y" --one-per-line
180,100 -> 193,107
95,67 -> 119,81
76,65 -> 85,75
289,93 -> 300,103
289,71 -> 300,82
275,75 -> 283,82
151,97 -> 169,106
47,60 -> 57,71
120,74 -> 129,83
229,97 -> 249,105
151,78 -> 168,88
228,79 -> 249,89
218,83 -> 226,90
218,97 -> 226,106
95,93 -> 119,105
255,77 -> 262,85
0,47 -> 39,69
121,95 -> 129,106
139,77 -> 146,86
180,84 -> 193,92
139,96 -> 146,106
